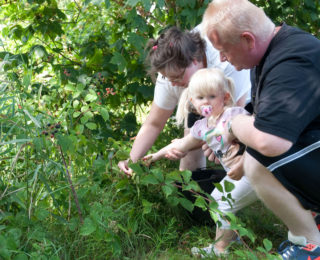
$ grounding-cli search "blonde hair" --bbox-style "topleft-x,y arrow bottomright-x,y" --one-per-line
176,68 -> 235,126
202,0 -> 274,44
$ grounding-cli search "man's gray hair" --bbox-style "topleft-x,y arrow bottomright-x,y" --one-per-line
202,0 -> 274,44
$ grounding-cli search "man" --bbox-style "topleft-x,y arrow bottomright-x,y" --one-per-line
202,0 -> 320,258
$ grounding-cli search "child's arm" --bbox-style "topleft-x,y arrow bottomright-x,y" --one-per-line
143,134 -> 202,164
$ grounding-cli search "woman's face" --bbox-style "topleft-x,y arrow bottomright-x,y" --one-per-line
162,60 -> 204,87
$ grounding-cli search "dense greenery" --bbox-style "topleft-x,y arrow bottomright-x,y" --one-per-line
0,0 -> 319,259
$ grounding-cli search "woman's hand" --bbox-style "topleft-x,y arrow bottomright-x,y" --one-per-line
117,159 -> 133,177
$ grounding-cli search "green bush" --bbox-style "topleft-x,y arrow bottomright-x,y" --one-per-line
0,0 -> 318,258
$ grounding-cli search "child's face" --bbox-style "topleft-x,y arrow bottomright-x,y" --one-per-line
191,89 -> 229,118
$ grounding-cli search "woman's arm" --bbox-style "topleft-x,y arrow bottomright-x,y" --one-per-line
118,102 -> 174,175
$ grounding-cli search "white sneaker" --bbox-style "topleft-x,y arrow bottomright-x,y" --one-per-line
191,237 -> 241,258
191,244 -> 225,258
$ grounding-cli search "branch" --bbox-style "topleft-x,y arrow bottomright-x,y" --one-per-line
58,145 -> 83,224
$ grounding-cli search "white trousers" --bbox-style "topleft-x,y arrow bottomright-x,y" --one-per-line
211,175 -> 258,229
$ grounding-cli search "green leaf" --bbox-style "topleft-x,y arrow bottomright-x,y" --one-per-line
65,84 -> 76,92
167,196 -> 179,206
179,198 -> 194,212
73,100 -> 80,108
114,150 -> 130,160
126,0 -> 139,7
138,85 -> 154,99
224,180 -> 235,193
57,135 -> 73,152
162,185 -> 173,197
128,33 -> 146,53
141,0 -> 152,11
263,239 -> 273,252
128,163 -> 144,175
86,122 -> 97,130
209,209 -> 219,223
31,45 -> 48,58
194,196 -> 207,211
100,107 -> 109,121
80,218 -> 96,236
0,139 -> 31,146
141,174 -> 159,185
166,170 -> 183,182
104,0 -> 110,8
84,93 -> 97,102
156,0 -> 165,8
214,182 -> 223,192
180,170 -> 192,183
73,111 -> 81,118
151,168 -> 164,182
120,112 -> 137,133
110,52 -> 127,71
142,199 -> 153,214
23,109 -> 41,128
22,71 -> 32,87
35,208 -> 50,221
182,181 -> 200,192
13,254 -> 28,260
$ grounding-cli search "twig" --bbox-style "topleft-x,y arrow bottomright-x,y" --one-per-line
58,145 -> 83,223
0,186 -> 8,200
11,142 -> 30,169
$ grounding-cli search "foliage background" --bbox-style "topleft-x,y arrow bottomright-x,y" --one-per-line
0,0 -> 319,259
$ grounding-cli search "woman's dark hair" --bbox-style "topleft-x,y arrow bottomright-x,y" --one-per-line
145,26 -> 206,81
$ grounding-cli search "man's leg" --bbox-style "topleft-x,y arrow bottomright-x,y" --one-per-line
243,152 -> 320,245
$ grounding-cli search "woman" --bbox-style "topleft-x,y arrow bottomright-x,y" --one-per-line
117,25 -> 251,176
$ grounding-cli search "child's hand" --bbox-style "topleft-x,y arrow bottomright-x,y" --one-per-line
142,154 -> 155,166
164,148 -> 187,160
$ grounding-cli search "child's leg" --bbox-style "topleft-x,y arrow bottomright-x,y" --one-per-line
211,175 -> 258,251
214,227 -> 238,253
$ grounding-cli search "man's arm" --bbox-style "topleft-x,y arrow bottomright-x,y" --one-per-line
230,114 -> 293,157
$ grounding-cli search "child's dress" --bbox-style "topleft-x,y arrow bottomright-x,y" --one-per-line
190,107 -> 249,172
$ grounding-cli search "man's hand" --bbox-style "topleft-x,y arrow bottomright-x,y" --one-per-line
202,143 -> 220,164
227,156 -> 244,180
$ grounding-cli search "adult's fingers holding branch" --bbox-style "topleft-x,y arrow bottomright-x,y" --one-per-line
117,159 -> 133,177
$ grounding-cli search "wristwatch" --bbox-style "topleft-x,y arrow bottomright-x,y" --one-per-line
227,120 -> 233,135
